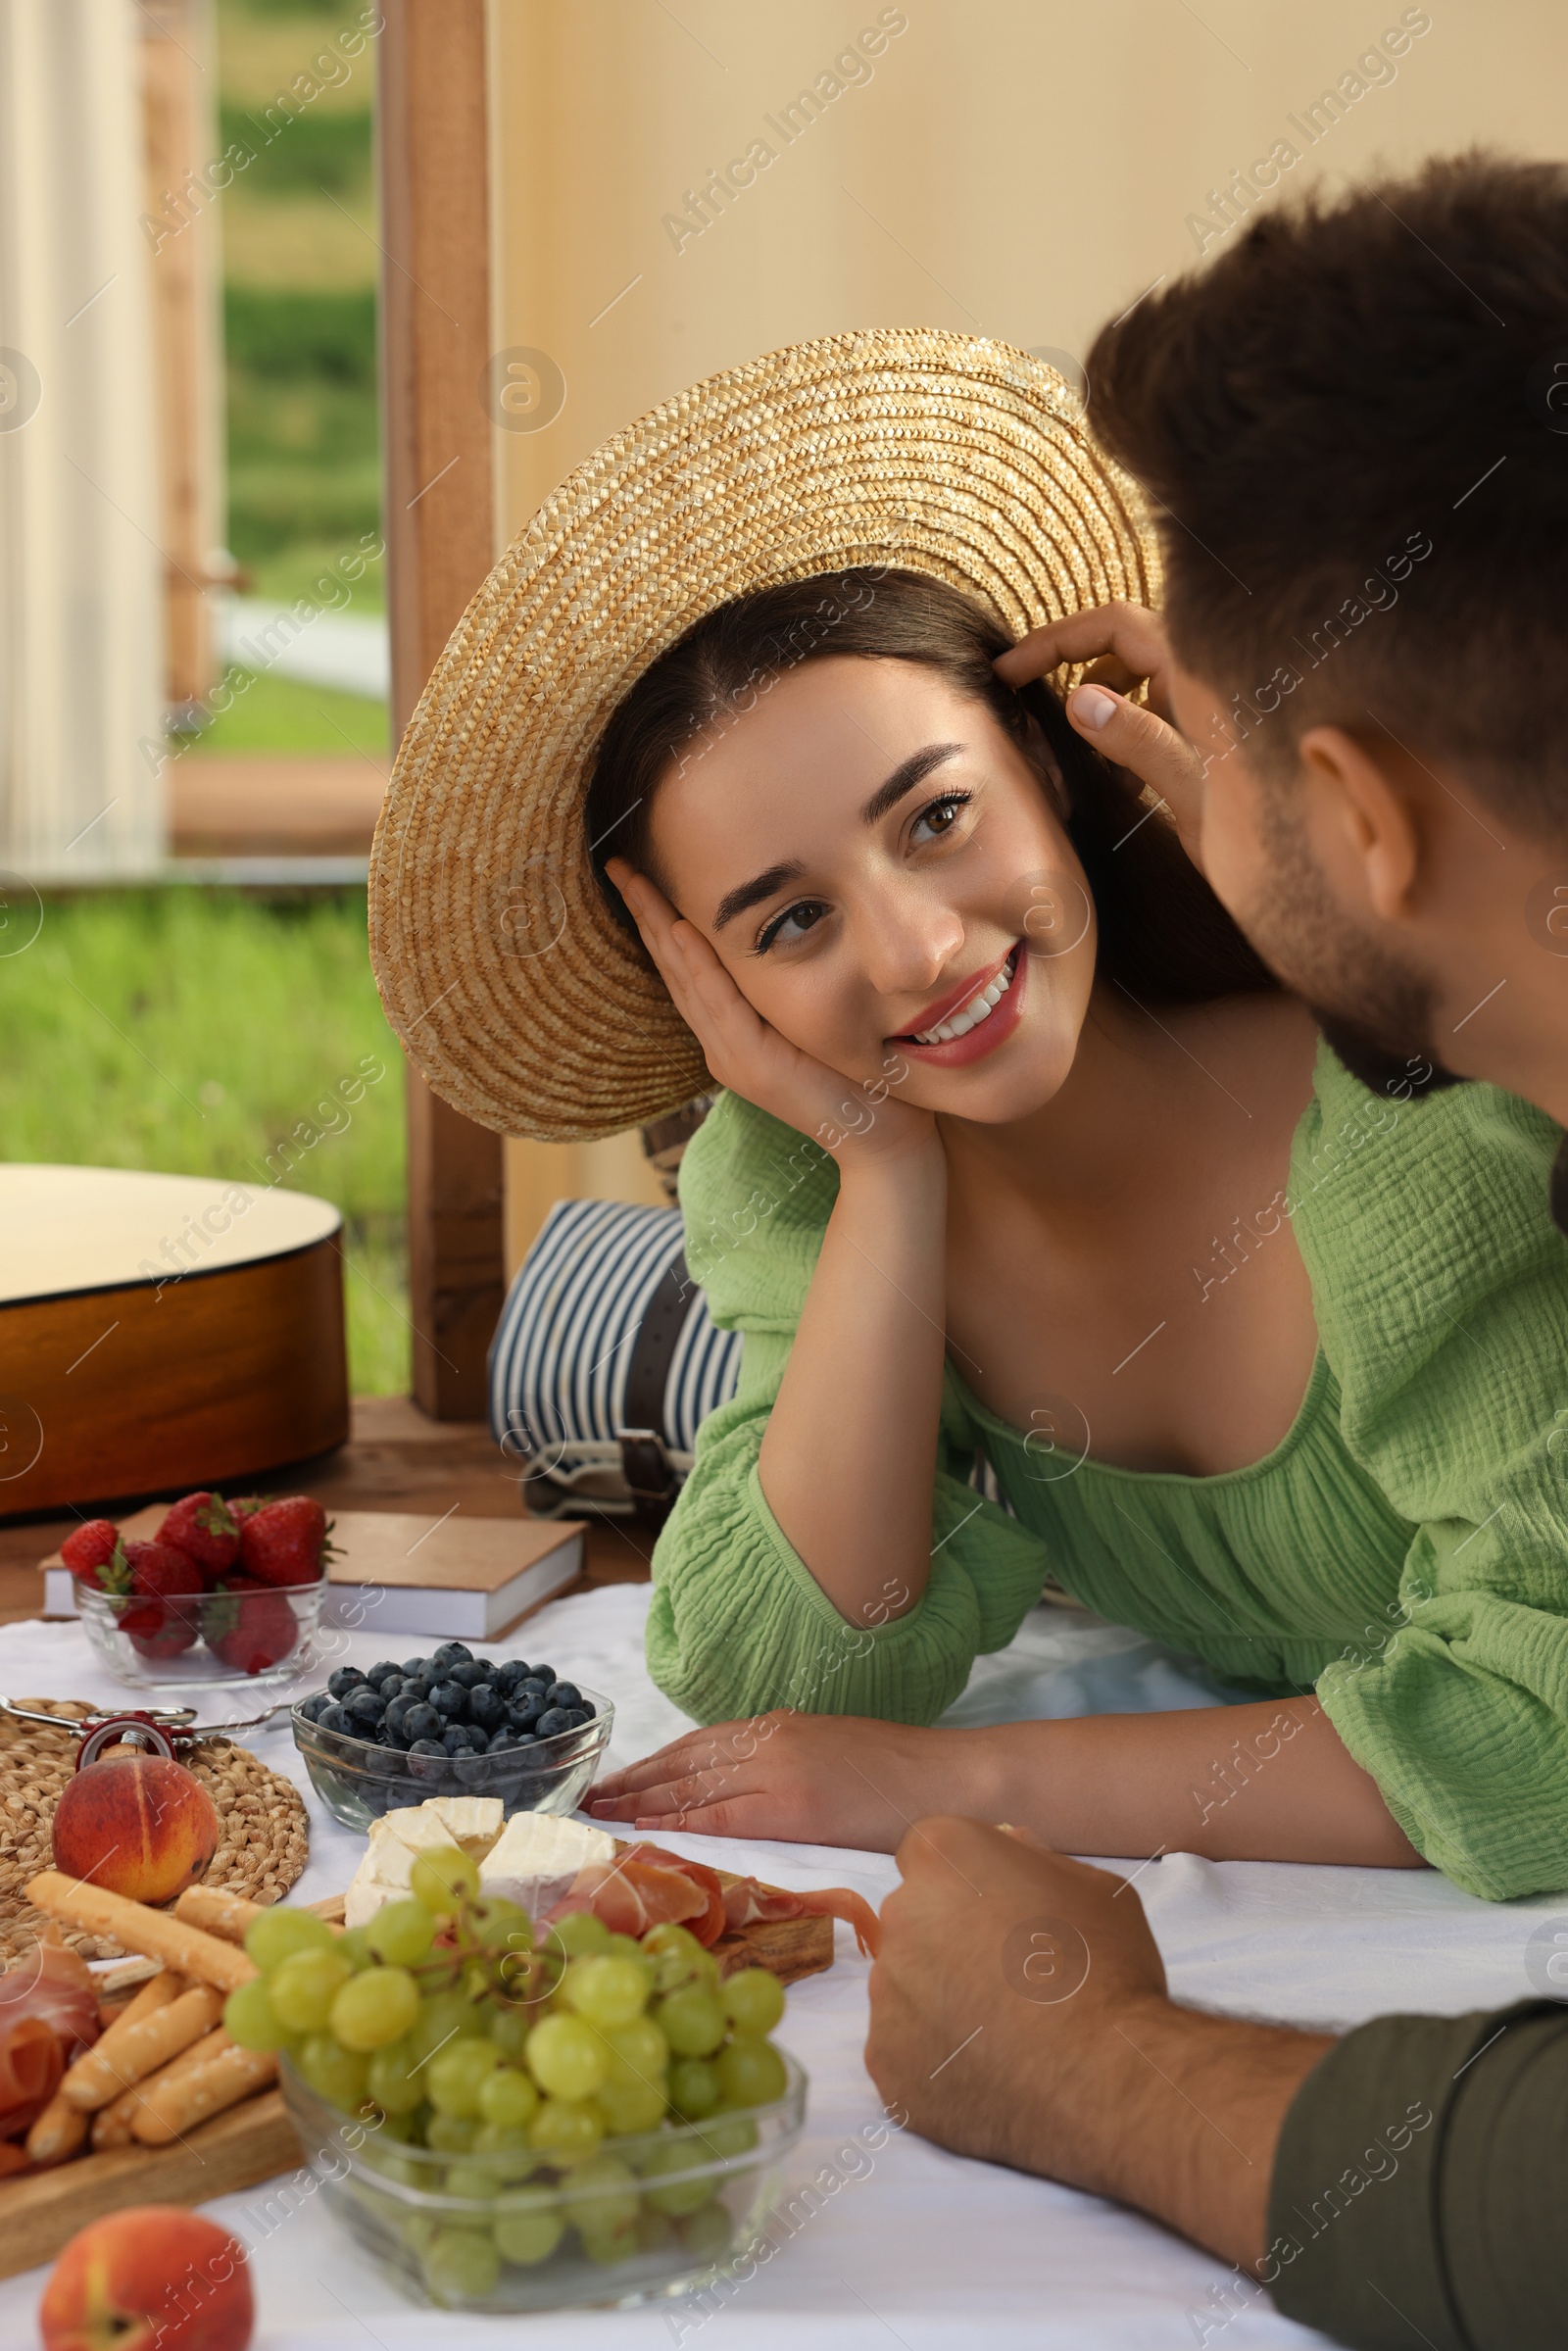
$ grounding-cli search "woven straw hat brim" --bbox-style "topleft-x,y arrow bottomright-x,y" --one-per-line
368,328 -> 1161,1142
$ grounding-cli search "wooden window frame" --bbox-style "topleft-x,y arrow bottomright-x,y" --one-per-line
377,0 -> 504,1419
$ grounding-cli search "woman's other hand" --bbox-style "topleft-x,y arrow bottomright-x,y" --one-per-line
994,601 -> 1207,870
608,858 -> 935,1167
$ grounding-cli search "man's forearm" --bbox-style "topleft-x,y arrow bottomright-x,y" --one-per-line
1017,1991 -> 1334,2272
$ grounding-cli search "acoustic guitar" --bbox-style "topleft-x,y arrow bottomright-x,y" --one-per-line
1,1166 -> 348,1515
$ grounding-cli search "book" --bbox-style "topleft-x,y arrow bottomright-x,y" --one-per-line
42,1507 -> 585,1642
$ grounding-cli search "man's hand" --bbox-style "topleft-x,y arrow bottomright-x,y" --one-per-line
865,1818 -> 1335,2274
994,601 -> 1209,869
865,1819 -> 1166,2179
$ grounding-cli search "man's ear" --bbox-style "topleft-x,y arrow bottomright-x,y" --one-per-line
1296,724 -> 1420,921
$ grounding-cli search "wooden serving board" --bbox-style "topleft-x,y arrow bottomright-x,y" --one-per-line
0,2089 -> 302,2281
712,1911 -> 833,1984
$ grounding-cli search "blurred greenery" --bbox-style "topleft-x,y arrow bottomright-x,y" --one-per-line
220,102 -> 371,194
3,892 -> 409,1396
189,668 -> 388,755
225,283 -> 376,383
223,287 -> 379,566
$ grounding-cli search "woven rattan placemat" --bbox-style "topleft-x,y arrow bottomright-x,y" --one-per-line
0,1698 -> 309,1962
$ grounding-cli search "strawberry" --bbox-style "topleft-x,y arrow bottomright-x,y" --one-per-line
203,1575 -> 299,1675
156,1491 -> 239,1580
238,1495 -> 336,1588
120,1539 -> 199,1659
60,1520 -> 129,1592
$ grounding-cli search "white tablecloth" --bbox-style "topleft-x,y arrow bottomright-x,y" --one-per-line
3,1584 -> 1557,2348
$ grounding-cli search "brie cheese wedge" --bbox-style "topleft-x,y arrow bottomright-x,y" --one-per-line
477,1812 -> 616,1924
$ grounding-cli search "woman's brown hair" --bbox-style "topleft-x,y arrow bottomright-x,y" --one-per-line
585,568 -> 1275,1005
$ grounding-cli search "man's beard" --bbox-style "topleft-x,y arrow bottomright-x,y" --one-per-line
1245,815 -> 1464,1101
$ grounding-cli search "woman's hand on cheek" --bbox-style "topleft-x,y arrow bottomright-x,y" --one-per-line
607,858 -> 935,1168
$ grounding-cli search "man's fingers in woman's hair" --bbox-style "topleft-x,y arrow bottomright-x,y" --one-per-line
1065,684 -> 1206,862
993,601 -> 1173,694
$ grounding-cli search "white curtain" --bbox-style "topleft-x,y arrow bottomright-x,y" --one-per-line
0,0 -> 166,877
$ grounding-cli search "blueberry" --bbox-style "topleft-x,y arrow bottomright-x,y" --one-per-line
296,1691 -> 330,1723
494,1659 -> 532,1693
507,1695 -> 544,1733
400,1677 -> 432,1705
374,1673 -> 406,1700
454,1747 -> 495,1786
401,1656 -> 431,1678
429,1681 -> 468,1723
402,1701 -> 443,1744
484,1727 -> 521,1753
345,1689 -> 386,1732
529,1664 -> 556,1687
366,1660 -> 402,1686
431,1642 -> 472,1670
317,1700 -> 353,1736
543,1681 -> 582,1711
467,1685 -> 507,1732
445,1660 -> 488,1690
442,1724 -> 478,1755
560,1707 -> 592,1730
327,1667 -> 366,1700
534,1707 -> 572,1739
407,1738 -> 448,1783
381,1719 -> 413,1750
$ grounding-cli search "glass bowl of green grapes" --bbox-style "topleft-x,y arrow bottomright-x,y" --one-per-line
228,1846 -> 808,2313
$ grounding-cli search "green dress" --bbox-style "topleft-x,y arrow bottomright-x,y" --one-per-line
646,1044 -> 1568,1901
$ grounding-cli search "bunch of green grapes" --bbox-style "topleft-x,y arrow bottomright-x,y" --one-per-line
224,1846 -> 792,2301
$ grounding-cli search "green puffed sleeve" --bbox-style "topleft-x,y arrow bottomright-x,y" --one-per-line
644,1092 -> 1054,1727
1294,1048 -> 1568,1900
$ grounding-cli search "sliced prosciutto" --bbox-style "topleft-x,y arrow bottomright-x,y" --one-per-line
545,1842 -> 726,1944
718,1875 -> 881,1958
546,1839 -> 881,1958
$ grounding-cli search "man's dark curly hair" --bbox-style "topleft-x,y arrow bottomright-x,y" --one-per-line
1085,151 -> 1568,839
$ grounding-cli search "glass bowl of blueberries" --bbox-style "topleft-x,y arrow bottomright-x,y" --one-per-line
291,1644 -> 612,1830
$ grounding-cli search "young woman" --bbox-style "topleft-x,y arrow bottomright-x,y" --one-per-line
585,570 -> 1568,1901
369,329 -> 1568,1902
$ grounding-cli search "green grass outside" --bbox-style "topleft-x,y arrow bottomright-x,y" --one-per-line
187,668 -> 388,756
3,891 -> 410,1395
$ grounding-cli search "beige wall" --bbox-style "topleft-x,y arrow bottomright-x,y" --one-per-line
487,0 -> 1568,1271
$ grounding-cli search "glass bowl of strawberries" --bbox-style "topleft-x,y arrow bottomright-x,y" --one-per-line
65,1490 -> 332,1688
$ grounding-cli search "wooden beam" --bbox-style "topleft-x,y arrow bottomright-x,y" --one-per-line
377,0 -> 504,1418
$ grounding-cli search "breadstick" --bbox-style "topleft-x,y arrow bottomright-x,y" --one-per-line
90,2025 -> 228,2148
90,2091 -> 138,2150
174,1886 -> 261,1945
62,1984 -> 222,2111
129,2039 -> 277,2145
56,1969 -> 182,2112
25,2088 -> 88,2166
24,1874 -> 256,1992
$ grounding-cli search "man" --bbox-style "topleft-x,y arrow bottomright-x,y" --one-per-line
867,152 -> 1568,2348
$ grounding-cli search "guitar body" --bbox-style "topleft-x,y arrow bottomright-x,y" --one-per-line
1,1167 -> 349,1514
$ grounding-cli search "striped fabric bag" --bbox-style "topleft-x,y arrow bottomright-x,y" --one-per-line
488,1199 -> 742,1521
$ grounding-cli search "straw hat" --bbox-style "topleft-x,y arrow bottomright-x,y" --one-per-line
368,328 -> 1161,1141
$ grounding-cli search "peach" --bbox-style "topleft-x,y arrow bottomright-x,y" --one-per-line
40,2206 -> 252,2351
50,1756 -> 220,1907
